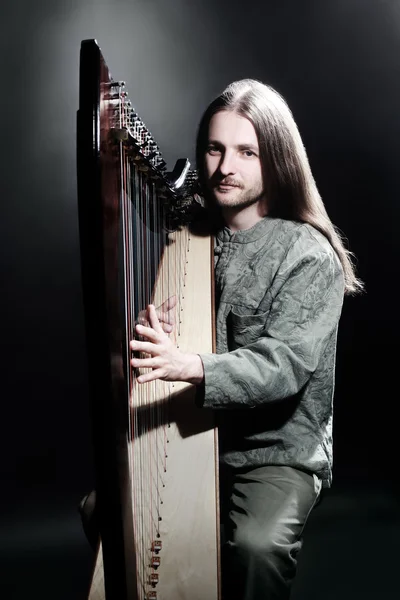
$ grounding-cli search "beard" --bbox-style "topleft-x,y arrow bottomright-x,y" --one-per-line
206,177 -> 265,211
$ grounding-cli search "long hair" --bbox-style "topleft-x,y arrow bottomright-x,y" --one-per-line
195,79 -> 363,295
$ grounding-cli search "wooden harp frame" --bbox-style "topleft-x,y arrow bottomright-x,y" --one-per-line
77,39 -> 220,600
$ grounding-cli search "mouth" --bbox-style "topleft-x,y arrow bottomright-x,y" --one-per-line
216,184 -> 239,191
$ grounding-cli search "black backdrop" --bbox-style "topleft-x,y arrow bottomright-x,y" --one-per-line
1,0 -> 399,598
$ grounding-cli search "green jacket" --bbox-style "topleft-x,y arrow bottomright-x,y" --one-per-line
198,216 -> 345,487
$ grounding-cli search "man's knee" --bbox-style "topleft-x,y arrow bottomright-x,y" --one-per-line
230,521 -> 297,568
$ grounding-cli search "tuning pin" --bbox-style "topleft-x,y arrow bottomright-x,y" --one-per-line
157,159 -> 167,170
139,138 -> 150,149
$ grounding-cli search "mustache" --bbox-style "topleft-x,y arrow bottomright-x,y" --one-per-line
213,177 -> 243,188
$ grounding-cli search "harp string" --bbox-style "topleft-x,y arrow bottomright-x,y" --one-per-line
118,111 -> 190,598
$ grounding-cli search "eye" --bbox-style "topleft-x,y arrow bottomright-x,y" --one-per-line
206,145 -> 221,155
242,150 -> 256,157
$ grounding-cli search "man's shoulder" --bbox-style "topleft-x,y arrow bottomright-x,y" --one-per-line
272,218 -> 335,259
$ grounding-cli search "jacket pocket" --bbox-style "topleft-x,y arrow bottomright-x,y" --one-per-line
227,309 -> 269,350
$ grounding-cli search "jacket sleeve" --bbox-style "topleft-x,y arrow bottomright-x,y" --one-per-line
197,240 -> 345,409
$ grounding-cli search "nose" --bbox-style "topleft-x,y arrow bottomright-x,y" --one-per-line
218,150 -> 236,176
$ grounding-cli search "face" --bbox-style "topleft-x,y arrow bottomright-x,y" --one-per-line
204,110 -> 266,212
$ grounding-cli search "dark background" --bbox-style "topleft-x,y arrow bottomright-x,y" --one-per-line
1,0 -> 399,598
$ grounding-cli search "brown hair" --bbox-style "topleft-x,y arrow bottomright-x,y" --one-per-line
196,79 -> 363,295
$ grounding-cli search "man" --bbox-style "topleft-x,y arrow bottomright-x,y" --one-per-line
129,79 -> 362,599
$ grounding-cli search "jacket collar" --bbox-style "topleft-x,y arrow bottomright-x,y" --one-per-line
216,216 -> 276,244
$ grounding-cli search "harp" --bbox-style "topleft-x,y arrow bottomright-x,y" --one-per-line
77,40 -> 219,600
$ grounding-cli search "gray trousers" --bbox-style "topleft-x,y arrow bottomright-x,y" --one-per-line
220,465 -> 322,600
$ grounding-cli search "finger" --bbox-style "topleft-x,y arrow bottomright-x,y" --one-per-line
157,295 -> 177,313
134,324 -> 159,342
161,323 -> 173,334
131,357 -> 160,369
130,340 -> 160,355
137,309 -> 149,326
136,368 -> 166,384
157,311 -> 175,326
148,304 -> 164,334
